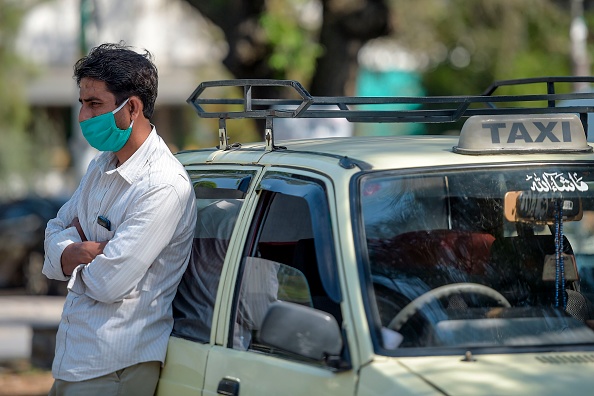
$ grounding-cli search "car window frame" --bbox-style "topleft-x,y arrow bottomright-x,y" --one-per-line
226,168 -> 348,367
171,165 -> 263,345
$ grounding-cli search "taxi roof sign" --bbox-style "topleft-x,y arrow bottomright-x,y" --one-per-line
453,114 -> 593,155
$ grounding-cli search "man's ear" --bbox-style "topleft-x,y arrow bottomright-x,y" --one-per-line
128,96 -> 144,120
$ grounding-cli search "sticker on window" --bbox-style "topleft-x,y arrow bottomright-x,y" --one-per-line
526,172 -> 588,192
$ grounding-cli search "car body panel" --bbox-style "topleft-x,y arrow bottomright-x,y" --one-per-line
179,136 -> 594,171
155,337 -> 210,395
397,352 -> 594,395
357,352 -> 594,396
202,345 -> 357,396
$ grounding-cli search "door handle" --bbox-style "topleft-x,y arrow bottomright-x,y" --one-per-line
217,377 -> 240,396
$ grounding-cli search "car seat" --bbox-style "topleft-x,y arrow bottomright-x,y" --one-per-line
292,238 -> 342,324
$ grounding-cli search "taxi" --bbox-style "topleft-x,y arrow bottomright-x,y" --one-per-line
156,77 -> 594,395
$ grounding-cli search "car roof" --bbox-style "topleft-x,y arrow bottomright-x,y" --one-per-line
177,134 -> 594,172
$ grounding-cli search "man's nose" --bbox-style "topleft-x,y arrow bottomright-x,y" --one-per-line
79,106 -> 92,123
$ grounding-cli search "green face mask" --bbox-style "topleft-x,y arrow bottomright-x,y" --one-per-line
80,98 -> 134,152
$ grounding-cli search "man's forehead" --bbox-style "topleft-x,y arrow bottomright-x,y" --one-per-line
79,78 -> 113,99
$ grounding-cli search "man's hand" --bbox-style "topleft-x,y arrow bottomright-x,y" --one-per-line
61,241 -> 107,276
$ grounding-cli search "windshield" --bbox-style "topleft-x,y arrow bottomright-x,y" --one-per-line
358,164 -> 594,355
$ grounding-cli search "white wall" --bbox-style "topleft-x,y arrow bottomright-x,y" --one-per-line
16,0 -> 223,70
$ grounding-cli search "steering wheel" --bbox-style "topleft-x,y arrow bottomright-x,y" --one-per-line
387,283 -> 511,332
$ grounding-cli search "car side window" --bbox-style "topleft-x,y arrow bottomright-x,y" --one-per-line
231,173 -> 342,354
171,171 -> 253,343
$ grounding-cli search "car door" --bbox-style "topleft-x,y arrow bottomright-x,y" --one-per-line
156,167 -> 260,396
202,169 -> 358,396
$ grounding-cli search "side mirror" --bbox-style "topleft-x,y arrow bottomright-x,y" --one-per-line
258,301 -> 342,362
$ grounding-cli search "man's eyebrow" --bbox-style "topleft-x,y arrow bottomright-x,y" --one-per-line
79,96 -> 103,103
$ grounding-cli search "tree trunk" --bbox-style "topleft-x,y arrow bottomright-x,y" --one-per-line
310,0 -> 390,96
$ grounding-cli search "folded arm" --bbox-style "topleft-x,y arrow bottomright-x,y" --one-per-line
76,184 -> 186,303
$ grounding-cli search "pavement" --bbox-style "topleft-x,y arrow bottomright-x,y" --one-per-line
0,295 -> 64,366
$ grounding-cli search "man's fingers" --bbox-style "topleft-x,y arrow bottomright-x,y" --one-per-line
98,241 -> 108,254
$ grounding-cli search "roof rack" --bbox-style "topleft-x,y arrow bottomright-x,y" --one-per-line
186,77 -> 594,150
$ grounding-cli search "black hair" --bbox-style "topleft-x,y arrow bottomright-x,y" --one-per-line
73,42 -> 158,119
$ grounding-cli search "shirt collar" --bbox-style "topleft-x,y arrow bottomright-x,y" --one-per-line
101,126 -> 159,184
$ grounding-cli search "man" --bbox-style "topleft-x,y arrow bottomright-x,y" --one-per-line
43,42 -> 196,396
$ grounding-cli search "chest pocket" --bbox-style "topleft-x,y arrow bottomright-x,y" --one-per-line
94,221 -> 115,242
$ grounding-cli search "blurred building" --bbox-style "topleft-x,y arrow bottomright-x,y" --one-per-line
16,0 -> 226,185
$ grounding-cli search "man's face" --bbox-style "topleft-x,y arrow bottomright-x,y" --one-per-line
78,77 -> 129,128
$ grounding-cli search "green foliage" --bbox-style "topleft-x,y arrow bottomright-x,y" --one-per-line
259,0 -> 323,81
0,0 -> 57,197
389,0 -> 574,96
0,2 -> 30,127
0,1 -> 32,191
384,0 -> 581,134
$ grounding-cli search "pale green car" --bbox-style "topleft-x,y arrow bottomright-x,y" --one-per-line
157,77 -> 594,395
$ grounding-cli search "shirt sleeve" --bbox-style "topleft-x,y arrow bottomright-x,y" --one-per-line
75,183 -> 186,304
42,186 -> 84,281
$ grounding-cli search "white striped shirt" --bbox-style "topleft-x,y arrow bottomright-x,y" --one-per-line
43,128 -> 196,382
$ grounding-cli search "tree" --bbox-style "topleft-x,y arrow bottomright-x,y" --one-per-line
0,1 -> 34,196
182,0 -> 390,96
184,0 -> 586,99
182,0 -> 586,137
0,0 -> 65,198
